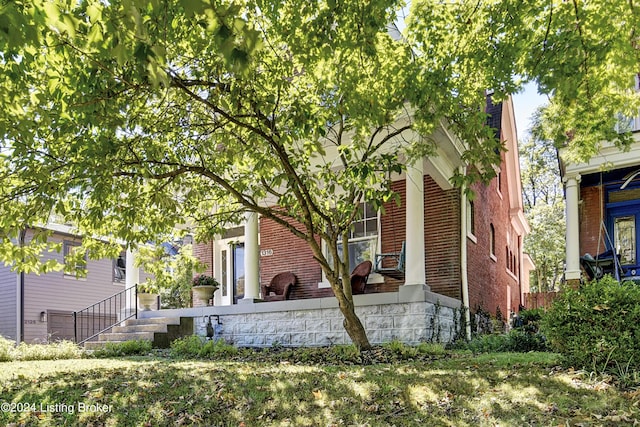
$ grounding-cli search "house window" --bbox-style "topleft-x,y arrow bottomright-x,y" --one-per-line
334,202 -> 379,273
63,241 -> 87,275
467,200 -> 475,237
615,74 -> 640,132
489,224 -> 496,259
614,215 -> 636,265
113,251 -> 126,283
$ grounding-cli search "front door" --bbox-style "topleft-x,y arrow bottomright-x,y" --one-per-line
608,202 -> 640,277
216,239 -> 245,305
233,243 -> 245,304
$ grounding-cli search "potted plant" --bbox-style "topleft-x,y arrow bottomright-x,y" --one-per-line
137,281 -> 160,311
192,274 -> 220,306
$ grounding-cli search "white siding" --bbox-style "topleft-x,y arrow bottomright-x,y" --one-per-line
23,232 -> 126,343
0,264 -> 17,340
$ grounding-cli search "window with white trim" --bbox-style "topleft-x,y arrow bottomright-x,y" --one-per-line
466,199 -> 475,238
332,202 -> 379,274
489,224 -> 496,259
63,240 -> 87,276
113,251 -> 126,283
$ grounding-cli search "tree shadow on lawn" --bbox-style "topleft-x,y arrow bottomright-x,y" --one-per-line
0,357 -> 636,426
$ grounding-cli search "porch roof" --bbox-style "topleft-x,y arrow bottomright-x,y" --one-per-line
559,133 -> 640,179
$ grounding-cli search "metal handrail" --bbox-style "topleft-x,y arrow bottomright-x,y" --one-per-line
74,285 -> 138,345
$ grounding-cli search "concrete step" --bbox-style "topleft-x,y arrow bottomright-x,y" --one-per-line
111,324 -> 168,333
99,331 -> 156,342
83,340 -> 130,350
83,316 -> 193,349
121,317 -> 181,327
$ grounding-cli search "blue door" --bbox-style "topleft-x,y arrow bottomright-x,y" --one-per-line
607,202 -> 640,276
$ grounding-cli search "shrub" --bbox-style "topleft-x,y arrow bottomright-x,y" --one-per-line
383,339 -> 419,359
170,335 -> 237,358
465,333 -> 510,353
0,338 -> 83,362
416,342 -> 447,356
506,329 -> 547,353
0,335 -> 15,362
199,339 -> 238,358
541,276 -> 640,373
92,340 -> 153,358
16,340 -> 83,361
170,335 -> 205,357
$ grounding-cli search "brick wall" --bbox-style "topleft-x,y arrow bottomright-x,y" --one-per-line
377,180 -> 407,292
193,242 -> 214,276
193,175 -> 465,301
192,169 -> 518,317
258,218 -> 330,300
466,158 -> 520,318
580,185 -> 606,256
424,176 -> 462,300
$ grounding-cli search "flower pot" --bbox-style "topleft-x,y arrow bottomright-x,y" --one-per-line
193,285 -> 217,306
138,293 -> 158,311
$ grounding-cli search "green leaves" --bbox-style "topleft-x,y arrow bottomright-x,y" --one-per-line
0,0 -> 637,296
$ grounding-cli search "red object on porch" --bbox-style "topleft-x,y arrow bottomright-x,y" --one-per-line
262,272 -> 297,301
350,261 -> 372,295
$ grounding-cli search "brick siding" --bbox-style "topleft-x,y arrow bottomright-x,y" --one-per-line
466,155 -> 521,318
194,169 -> 520,318
580,185 -> 607,256
258,218 -> 329,300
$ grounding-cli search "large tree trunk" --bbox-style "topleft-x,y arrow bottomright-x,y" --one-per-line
308,234 -> 372,350
340,301 -> 371,350
332,273 -> 372,351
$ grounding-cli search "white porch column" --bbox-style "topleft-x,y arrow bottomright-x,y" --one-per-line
124,248 -> 140,316
242,211 -> 260,301
404,160 -> 427,288
564,174 -> 582,282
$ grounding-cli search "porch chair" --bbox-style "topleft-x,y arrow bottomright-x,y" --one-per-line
580,250 -> 623,281
261,272 -> 297,302
350,260 -> 372,295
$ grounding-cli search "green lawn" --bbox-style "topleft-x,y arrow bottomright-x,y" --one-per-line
0,352 -> 637,426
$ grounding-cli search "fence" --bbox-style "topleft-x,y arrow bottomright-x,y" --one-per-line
523,292 -> 559,310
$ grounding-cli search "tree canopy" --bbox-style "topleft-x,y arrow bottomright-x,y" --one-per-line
1,0 -> 639,348
521,112 -> 566,292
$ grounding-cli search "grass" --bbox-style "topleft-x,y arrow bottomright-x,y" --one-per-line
0,351 -> 638,426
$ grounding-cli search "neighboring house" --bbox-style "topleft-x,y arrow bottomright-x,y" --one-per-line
560,134 -> 640,283
0,224 -> 136,343
559,76 -> 640,284
193,95 -> 530,324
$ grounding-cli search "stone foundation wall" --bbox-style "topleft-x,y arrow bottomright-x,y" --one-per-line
193,301 -> 458,347
143,286 -> 462,348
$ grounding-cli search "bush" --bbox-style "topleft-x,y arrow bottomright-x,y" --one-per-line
170,335 -> 205,357
92,340 -> 153,358
383,339 -> 419,359
0,336 -> 14,362
0,337 -> 83,362
199,339 -> 239,358
170,335 -> 238,358
16,340 -> 83,361
541,276 -> 640,373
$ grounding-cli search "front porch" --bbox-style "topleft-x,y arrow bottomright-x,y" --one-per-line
561,134 -> 640,283
139,285 -> 462,347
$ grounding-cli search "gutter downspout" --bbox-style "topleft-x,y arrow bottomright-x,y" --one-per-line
17,229 -> 26,344
460,168 -> 472,340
